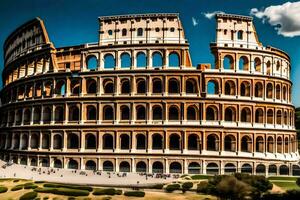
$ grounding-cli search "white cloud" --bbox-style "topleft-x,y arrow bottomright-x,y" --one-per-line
251,1 -> 300,37
192,17 -> 198,26
203,11 -> 225,19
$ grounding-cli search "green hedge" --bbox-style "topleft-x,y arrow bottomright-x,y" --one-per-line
124,191 -> 145,197
24,183 -> 38,189
116,189 -> 123,195
11,185 -> 24,191
150,184 -> 164,189
43,183 -> 93,191
92,188 -> 117,195
182,182 -> 193,192
19,191 -> 38,200
0,186 -> 8,193
34,187 -> 89,196
165,184 -> 181,192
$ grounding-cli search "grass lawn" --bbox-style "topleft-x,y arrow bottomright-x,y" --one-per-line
272,181 -> 299,191
268,176 -> 299,181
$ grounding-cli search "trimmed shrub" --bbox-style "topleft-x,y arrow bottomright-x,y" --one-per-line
43,183 -> 93,191
35,181 -> 45,184
165,184 -> 181,192
92,188 -> 116,195
13,179 -> 20,183
182,182 -> 193,192
115,189 -> 123,195
0,186 -> 8,193
35,187 -> 89,196
11,184 -> 24,191
24,183 -> 38,189
19,191 -> 38,200
150,184 -> 164,189
34,187 -> 56,193
124,191 -> 145,197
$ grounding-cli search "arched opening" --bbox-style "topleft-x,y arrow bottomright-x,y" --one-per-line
85,134 -> 96,149
241,107 -> 251,122
256,164 -> 266,175
292,165 -> 300,176
254,57 -> 261,72
267,137 -> 274,153
53,134 -> 62,149
186,78 -> 197,94
284,137 -> 289,153
207,163 -> 219,175
152,79 -> 162,93
207,134 -> 219,151
54,159 -> 62,168
152,52 -> 163,67
30,158 -> 37,166
30,134 -> 39,149
169,134 -> 180,150
86,56 -> 98,70
136,106 -> 146,120
266,83 -> 273,98
224,135 -> 236,151
69,106 -> 79,121
23,109 -> 31,124
223,55 -> 234,70
103,79 -> 114,94
120,134 -> 130,149
284,111 -> 288,125
86,79 -> 97,94
241,164 -> 252,174
276,61 -> 281,71
121,79 -> 131,94
33,107 -> 41,124
136,161 -> 147,172
68,159 -> 79,169
276,110 -> 282,125
35,82 -> 42,97
276,84 -> 281,100
237,30 -> 243,40
255,82 -> 263,97
136,52 -> 147,68
43,107 -> 52,123
283,86 -> 287,101
152,161 -> 164,173
239,56 -> 249,71
120,161 -> 130,172
152,134 -> 163,149
87,105 -> 97,120
187,106 -> 197,120
170,162 -> 182,173
55,80 -> 66,96
136,134 -> 146,149
207,80 -> 219,94
188,162 -> 201,174
103,161 -> 114,171
241,136 -> 251,152
256,136 -> 264,152
206,106 -> 217,121
168,52 -> 180,67
168,78 -> 180,94
13,134 -> 20,149
120,106 -> 130,120
224,163 -> 237,174
136,79 -> 146,94
85,160 -> 96,170
169,106 -> 179,120
120,52 -> 131,68
103,106 -> 114,120
277,137 -> 283,153
279,165 -> 289,175
152,106 -> 162,120
240,81 -> 250,96
267,109 -> 274,124
103,134 -> 113,149
266,61 -> 271,75
255,108 -> 264,123
42,134 -> 50,149
55,107 -> 64,122
104,54 -> 115,69
41,159 -> 49,167
15,109 -> 22,125
122,28 -> 127,36
137,28 -> 143,36
67,133 -> 79,149
268,164 -> 277,175
21,134 -> 28,150
225,80 -> 235,95
71,79 -> 80,95
225,107 -> 236,121
188,134 -> 199,150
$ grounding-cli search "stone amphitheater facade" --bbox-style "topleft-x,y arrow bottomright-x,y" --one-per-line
0,13 -> 299,175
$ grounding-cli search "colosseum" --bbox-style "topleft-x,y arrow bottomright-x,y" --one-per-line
0,13 -> 299,176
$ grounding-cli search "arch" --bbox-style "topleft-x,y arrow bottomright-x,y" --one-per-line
223,55 -> 234,70
237,30 -> 243,40
292,165 -> 300,176
266,61 -> 271,75
276,110 -> 282,125
121,79 -> 131,94
224,163 -> 237,174
168,52 -> 180,67
152,78 -> 162,93
276,60 -> 281,71
268,164 -> 277,175
85,133 -> 96,149
15,109 -> 22,124
276,84 -> 281,100
136,79 -> 146,94
279,165 -> 289,175
169,133 -> 180,150
43,107 -> 52,123
241,163 -> 252,174
136,52 -> 147,68
241,135 -> 253,152
86,56 -> 98,70
267,109 -> 274,124
207,134 -> 219,151
23,109 -> 30,124
13,134 -> 20,149
103,105 -> 114,120
136,134 -> 146,149
87,105 -> 97,120
120,105 -> 130,120
186,78 -> 197,94
33,107 -> 41,124
136,105 -> 146,120
267,136 -> 274,153
241,107 -> 251,122
120,134 -> 130,149
120,52 -> 131,68
170,162 -> 182,173
103,134 -> 113,149
256,164 -> 266,175
255,82 -> 263,97
103,161 -> 114,171
41,158 -> 49,167
152,133 -> 163,149
122,28 -> 127,36
67,133 -> 79,149
137,28 -> 143,36
256,136 -> 264,152
225,107 -> 236,121
284,111 -> 288,125
187,106 -> 197,120
284,137 -> 289,153
206,106 -> 217,121
239,56 -> 249,71
30,158 -> 37,166
53,134 -> 62,149
240,81 -> 250,96
54,107 -> 64,122
86,79 -> 97,94
152,106 -> 162,120
42,133 -> 50,149
277,136 -> 283,153
225,80 -> 236,95
188,134 -> 199,150
152,161 -> 164,173
206,163 -> 219,175
207,80 -> 219,94
152,52 -> 163,67
85,160 -> 96,170
136,161 -> 147,172
168,78 -> 180,94
188,162 -> 201,174
69,105 -> 79,121
103,79 -> 114,94
120,161 -> 130,172
54,159 -> 62,168
224,135 -> 236,151
68,159 -> 79,169
254,57 -> 262,72
283,86 -> 287,101
104,54 -> 115,69
255,108 -> 264,123
55,80 -> 66,96
266,83 -> 273,98
71,79 -> 80,95
169,106 -> 179,120
30,133 -> 39,149
21,134 -> 28,149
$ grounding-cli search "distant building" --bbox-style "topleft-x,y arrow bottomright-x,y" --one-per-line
0,13 -> 299,175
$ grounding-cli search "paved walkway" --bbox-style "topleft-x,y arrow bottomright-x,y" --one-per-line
0,160 -> 177,187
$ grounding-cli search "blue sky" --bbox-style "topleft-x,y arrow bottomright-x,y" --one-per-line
1,0 -> 300,106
